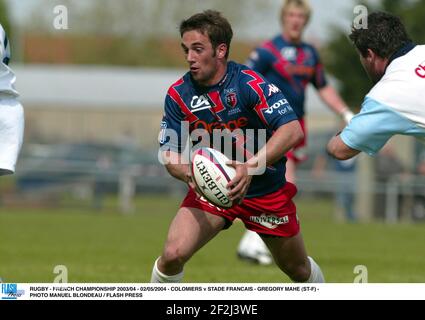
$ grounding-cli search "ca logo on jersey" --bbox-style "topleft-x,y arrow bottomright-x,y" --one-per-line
191,95 -> 212,112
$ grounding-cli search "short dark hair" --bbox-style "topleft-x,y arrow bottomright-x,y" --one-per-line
349,11 -> 411,58
179,10 -> 233,59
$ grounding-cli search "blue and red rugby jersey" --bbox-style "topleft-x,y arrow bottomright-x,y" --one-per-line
159,61 -> 299,198
246,34 -> 327,119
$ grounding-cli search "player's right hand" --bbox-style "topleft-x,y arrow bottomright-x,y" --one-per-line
226,161 -> 252,205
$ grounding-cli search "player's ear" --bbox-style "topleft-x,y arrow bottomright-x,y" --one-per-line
216,43 -> 228,59
366,48 -> 376,61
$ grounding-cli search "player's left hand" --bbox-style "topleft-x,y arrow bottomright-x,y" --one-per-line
226,161 -> 253,204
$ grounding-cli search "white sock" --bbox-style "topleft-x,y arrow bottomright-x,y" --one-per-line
305,256 -> 325,283
150,257 -> 184,283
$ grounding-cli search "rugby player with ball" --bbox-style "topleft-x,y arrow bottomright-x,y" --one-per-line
152,10 -> 324,283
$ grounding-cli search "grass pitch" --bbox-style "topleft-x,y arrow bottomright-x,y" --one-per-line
1,195 -> 424,283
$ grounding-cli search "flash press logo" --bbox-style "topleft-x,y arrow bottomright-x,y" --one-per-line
1,283 -> 25,300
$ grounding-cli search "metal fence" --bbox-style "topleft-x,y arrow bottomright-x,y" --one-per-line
3,157 -> 424,223
296,170 -> 425,223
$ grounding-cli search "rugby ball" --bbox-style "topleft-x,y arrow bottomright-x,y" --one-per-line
191,147 -> 236,208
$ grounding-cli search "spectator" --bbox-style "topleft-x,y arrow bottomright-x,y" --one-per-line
412,151 -> 425,221
374,144 -> 406,220
313,152 -> 357,222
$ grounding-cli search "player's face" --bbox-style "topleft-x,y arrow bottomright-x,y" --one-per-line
359,51 -> 384,84
181,30 -> 223,86
282,6 -> 308,42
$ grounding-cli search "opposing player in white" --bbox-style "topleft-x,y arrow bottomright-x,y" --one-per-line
328,12 -> 425,160
0,24 -> 24,176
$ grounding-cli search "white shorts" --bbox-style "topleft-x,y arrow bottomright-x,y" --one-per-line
0,97 -> 24,175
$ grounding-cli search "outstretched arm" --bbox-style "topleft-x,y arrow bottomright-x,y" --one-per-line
327,133 -> 360,160
318,86 -> 354,124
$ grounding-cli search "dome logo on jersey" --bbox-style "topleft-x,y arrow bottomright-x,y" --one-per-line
190,95 -> 212,112
250,214 -> 289,229
225,92 -> 238,108
159,121 -> 168,144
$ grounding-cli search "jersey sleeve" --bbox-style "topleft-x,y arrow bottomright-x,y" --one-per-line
340,97 -> 418,156
240,69 -> 298,131
158,94 -> 187,153
310,46 -> 327,89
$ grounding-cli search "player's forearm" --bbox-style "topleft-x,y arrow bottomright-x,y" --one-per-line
162,151 -> 190,183
247,121 -> 304,171
165,163 -> 191,183
319,86 -> 353,122
327,135 -> 360,160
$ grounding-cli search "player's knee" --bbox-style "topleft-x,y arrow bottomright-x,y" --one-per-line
280,262 -> 310,283
162,245 -> 189,268
289,266 -> 310,282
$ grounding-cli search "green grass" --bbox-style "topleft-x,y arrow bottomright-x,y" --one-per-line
1,196 -> 424,283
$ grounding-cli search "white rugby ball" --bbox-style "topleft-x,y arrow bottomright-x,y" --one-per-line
191,147 -> 236,209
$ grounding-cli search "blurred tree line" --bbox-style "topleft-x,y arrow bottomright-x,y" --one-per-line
24,0 -> 276,67
324,0 -> 425,110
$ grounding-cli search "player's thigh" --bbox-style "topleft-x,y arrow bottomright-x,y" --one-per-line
261,232 -> 308,272
164,207 -> 227,258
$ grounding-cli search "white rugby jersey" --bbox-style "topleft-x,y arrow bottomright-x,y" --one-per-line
341,44 -> 425,156
0,24 -> 19,97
